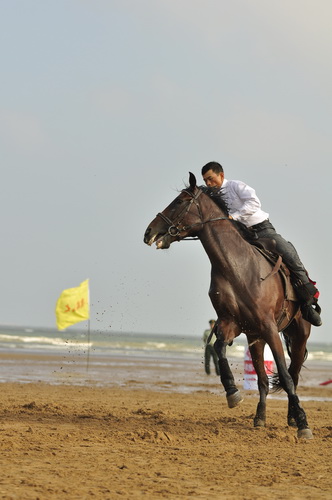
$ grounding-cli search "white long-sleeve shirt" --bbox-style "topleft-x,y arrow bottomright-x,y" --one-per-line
210,178 -> 269,228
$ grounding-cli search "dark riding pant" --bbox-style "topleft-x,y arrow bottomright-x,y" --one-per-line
251,220 -> 309,284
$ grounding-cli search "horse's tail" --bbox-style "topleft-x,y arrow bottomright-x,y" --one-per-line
270,332 -> 308,392
270,373 -> 283,392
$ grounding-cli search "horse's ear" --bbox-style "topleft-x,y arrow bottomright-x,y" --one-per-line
189,172 -> 197,189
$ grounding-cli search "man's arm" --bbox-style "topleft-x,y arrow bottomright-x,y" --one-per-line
230,181 -> 262,223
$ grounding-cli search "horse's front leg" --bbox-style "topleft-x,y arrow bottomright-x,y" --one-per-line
248,340 -> 269,427
214,336 -> 243,408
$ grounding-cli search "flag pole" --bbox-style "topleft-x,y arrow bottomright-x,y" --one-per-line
86,280 -> 91,372
86,318 -> 91,372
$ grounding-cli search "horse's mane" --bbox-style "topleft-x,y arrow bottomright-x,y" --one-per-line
193,185 -> 255,242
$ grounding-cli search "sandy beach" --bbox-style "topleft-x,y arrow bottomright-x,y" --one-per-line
0,350 -> 331,499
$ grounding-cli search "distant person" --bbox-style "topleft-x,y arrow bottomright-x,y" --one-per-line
203,320 -> 220,376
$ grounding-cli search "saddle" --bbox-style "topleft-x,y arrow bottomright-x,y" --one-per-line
253,243 -> 295,297
251,240 -> 299,330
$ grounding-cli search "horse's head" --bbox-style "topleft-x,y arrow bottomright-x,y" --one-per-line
144,172 -> 203,249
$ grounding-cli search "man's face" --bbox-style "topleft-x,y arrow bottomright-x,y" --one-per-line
202,169 -> 224,188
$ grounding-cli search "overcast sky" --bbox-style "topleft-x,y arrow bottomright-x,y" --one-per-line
1,1 -> 331,343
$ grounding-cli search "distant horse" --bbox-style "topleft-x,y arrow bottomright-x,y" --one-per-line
144,173 -> 313,439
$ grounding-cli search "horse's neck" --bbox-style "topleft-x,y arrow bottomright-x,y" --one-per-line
200,223 -> 250,265
198,196 -> 255,271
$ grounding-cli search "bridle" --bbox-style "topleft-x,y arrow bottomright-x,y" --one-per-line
156,187 -> 231,239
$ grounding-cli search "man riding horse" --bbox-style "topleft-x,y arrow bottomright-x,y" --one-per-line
201,161 -> 322,327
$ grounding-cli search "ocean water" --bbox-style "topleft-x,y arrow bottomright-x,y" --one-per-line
0,325 -> 331,362
0,325 -> 330,396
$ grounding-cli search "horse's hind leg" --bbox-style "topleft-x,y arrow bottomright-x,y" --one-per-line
283,316 -> 311,427
267,326 -> 313,439
248,340 -> 269,427
214,337 -> 243,408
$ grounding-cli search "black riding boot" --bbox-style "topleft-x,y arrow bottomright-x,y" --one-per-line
293,280 -> 322,327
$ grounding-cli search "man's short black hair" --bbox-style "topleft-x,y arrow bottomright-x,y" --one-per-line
201,162 -> 224,176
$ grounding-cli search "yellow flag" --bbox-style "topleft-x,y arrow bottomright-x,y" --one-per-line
55,279 -> 90,330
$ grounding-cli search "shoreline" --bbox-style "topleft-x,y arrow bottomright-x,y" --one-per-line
0,350 -> 331,400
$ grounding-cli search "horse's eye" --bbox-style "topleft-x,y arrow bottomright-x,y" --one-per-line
176,199 -> 183,205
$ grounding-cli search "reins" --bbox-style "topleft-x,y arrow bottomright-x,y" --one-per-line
156,187 -> 232,240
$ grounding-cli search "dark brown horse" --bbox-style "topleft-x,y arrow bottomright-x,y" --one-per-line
144,173 -> 313,439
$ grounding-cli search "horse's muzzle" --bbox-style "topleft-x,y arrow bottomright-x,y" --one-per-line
143,226 -> 172,249
143,227 -> 152,245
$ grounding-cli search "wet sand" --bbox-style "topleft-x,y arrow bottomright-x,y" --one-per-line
0,351 -> 330,395
0,352 -> 331,499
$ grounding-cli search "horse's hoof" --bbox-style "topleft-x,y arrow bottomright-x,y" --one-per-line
227,391 -> 243,408
254,418 -> 266,427
297,428 -> 313,440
